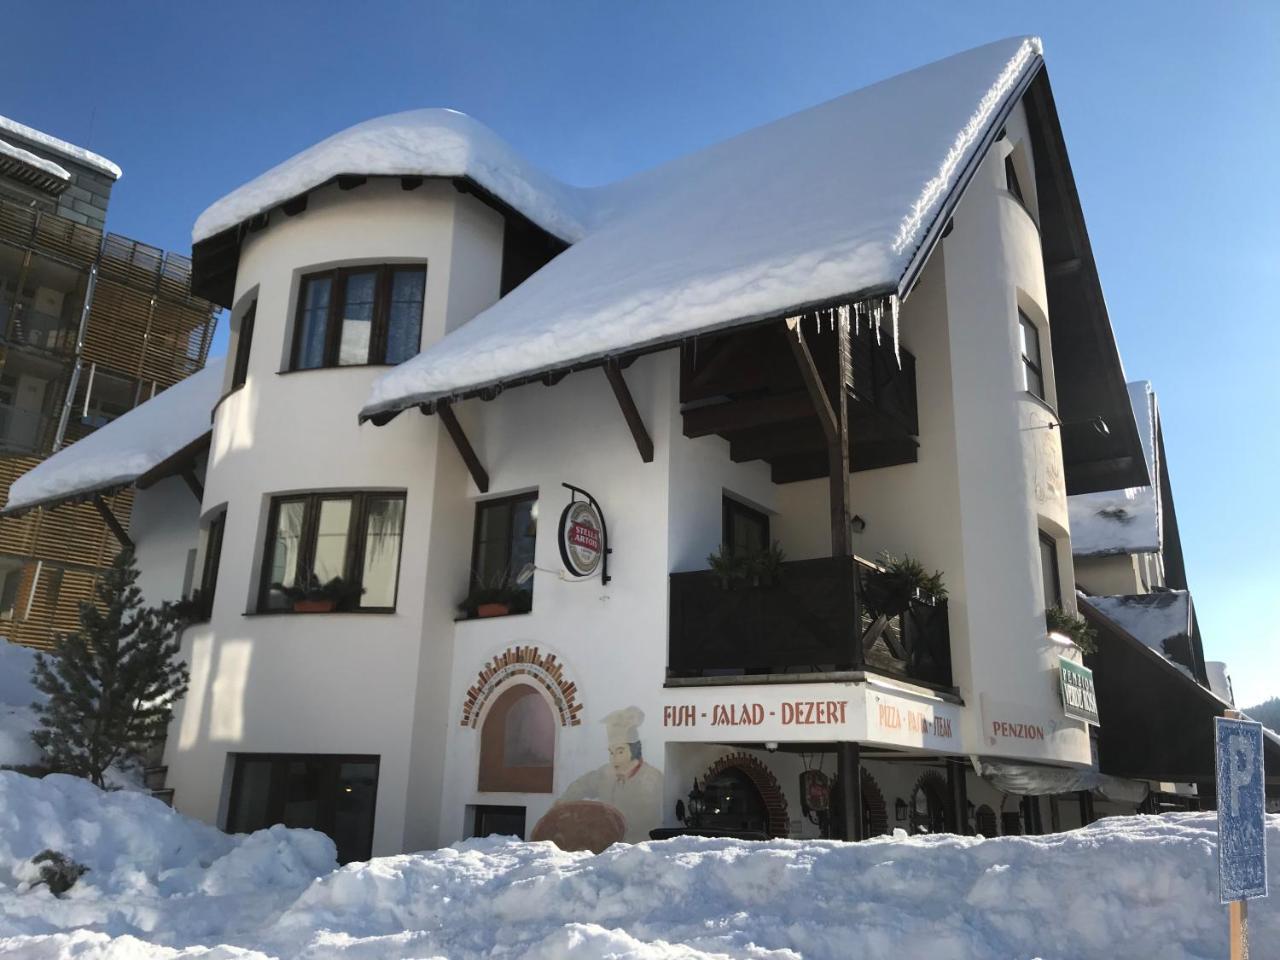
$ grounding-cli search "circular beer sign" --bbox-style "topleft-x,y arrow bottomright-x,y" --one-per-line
559,500 -> 604,578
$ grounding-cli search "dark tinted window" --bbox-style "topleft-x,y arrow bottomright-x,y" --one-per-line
470,493 -> 538,607
291,265 -> 425,370
723,496 -> 769,555
1019,311 -> 1045,400
230,301 -> 256,390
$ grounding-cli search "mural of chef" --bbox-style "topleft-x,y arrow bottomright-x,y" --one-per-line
556,706 -> 663,843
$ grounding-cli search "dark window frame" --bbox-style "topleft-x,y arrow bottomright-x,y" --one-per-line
1039,530 -> 1062,609
722,495 -> 770,554
1019,310 -> 1045,400
1005,153 -> 1027,208
226,752 -> 380,863
471,804 -> 527,840
257,490 -> 407,614
468,490 -> 539,603
289,263 -> 426,371
196,510 -> 226,621
230,299 -> 256,390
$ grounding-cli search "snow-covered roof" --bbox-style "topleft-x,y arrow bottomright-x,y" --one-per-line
1087,591 -> 1193,676
1068,381 -> 1160,557
192,109 -> 593,246
350,36 -> 1043,419
0,137 -> 71,182
1205,661 -> 1234,707
2,358 -> 224,514
0,114 -> 122,180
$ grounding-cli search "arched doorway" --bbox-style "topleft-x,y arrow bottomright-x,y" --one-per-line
827,768 -> 890,839
908,771 -> 951,834
478,683 -> 555,793
700,752 -> 790,838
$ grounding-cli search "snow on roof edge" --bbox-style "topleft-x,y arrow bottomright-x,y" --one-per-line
0,114 -> 122,180
3,358 -> 224,515
0,138 -> 72,182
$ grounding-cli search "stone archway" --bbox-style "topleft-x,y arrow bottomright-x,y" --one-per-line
702,752 -> 790,838
860,769 -> 890,837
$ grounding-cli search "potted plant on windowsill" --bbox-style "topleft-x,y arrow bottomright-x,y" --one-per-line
706,541 -> 787,590
275,575 -> 364,614
459,571 -> 532,619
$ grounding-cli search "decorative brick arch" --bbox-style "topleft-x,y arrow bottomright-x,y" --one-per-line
861,769 -> 890,837
702,752 -> 789,838
461,646 -> 582,728
908,770 -> 952,833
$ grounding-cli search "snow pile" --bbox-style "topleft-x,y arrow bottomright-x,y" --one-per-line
361,37 -> 1042,418
0,115 -> 121,180
1069,381 -> 1160,557
2,772 -> 1277,960
0,641 -> 42,769
4,358 -> 224,514
193,109 -> 593,245
0,139 -> 71,182
0,772 -> 335,943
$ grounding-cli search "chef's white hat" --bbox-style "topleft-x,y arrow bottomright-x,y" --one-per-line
603,706 -> 644,746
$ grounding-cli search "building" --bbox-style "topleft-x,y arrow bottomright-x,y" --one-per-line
0,115 -> 218,647
8,37 -> 1274,862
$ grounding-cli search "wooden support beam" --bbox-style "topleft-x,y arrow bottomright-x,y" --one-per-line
682,391 -> 814,439
280,195 -> 308,217
400,176 -> 424,191
93,495 -> 134,551
784,319 -> 838,442
603,361 -> 654,463
729,423 -> 826,463
434,402 -> 489,493
180,468 -> 204,504
337,175 -> 367,191
837,742 -> 864,841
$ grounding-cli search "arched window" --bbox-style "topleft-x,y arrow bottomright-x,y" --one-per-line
974,804 -> 999,837
478,684 -> 554,793
909,772 -> 951,834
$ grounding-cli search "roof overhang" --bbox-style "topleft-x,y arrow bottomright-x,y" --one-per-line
1081,595 -> 1280,786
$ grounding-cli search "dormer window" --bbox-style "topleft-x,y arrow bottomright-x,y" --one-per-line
291,264 -> 426,370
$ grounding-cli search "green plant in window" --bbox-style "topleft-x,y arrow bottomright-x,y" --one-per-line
865,552 -> 947,618
275,574 -> 364,612
1046,605 -> 1098,655
458,568 -> 530,618
706,544 -> 752,590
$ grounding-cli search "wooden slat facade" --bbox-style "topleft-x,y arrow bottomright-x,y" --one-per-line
0,196 -> 216,649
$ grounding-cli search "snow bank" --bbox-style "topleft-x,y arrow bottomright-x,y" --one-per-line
0,138 -> 71,182
1,769 -> 1276,959
1069,381 -> 1160,557
4,359 -> 224,514
0,115 -> 121,181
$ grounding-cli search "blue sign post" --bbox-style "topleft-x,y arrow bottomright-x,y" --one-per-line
1216,714 -> 1268,960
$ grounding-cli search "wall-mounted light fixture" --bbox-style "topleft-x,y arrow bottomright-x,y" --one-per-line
850,515 -> 867,535
1027,416 -> 1110,437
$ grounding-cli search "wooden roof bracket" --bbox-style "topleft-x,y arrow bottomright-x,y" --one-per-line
93,495 -> 134,551
434,401 -> 490,493
180,468 -> 204,504
603,360 -> 654,463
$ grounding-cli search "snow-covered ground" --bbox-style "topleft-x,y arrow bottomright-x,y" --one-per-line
0,772 -> 1276,959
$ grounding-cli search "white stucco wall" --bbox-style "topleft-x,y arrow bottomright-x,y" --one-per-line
131,463 -> 204,610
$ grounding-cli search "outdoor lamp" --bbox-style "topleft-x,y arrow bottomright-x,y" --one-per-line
685,779 -> 706,827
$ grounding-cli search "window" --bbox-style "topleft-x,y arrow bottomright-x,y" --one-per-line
226,754 -> 379,863
1019,311 -> 1045,400
1039,531 -> 1062,609
230,300 -> 256,390
258,491 -> 406,612
479,685 -> 555,793
723,496 -> 769,555
196,511 -> 226,619
291,265 -> 425,370
1005,153 -> 1026,207
469,493 -> 537,611
471,805 -> 526,840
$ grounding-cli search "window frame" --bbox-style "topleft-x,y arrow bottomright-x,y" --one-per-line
289,263 -> 426,371
722,495 -> 770,555
230,299 -> 256,391
1019,310 -> 1046,401
1005,153 -> 1027,208
468,490 -> 539,598
195,510 -> 226,621
1038,530 -> 1062,609
256,490 -> 407,614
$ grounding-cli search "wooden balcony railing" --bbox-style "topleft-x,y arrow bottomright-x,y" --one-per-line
668,555 -> 952,688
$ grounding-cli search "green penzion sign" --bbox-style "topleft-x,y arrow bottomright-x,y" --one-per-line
1058,657 -> 1099,726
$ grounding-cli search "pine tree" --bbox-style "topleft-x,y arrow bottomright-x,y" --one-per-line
30,549 -> 189,787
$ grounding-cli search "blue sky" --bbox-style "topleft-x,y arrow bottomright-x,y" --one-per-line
5,2 -> 1277,705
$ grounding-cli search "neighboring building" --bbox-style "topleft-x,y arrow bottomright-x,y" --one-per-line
0,114 -> 218,648
11,37 -> 1274,862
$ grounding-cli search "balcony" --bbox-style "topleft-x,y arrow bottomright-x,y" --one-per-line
668,555 -> 952,689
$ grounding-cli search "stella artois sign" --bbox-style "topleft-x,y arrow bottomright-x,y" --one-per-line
559,499 -> 604,578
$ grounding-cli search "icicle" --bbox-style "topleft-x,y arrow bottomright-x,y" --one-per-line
872,299 -> 883,346
889,294 -> 901,367
837,303 -> 850,337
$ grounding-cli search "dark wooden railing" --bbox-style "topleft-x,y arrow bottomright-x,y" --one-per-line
668,555 -> 952,687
